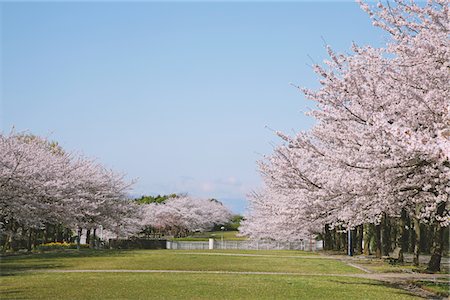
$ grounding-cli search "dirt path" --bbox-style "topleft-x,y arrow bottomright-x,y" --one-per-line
36,268 -> 448,280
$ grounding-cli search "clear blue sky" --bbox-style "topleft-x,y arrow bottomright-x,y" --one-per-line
1,1 -> 385,213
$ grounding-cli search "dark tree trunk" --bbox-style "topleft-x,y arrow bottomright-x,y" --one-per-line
333,227 -> 341,251
363,223 -> 371,256
396,209 -> 407,263
54,224 -> 62,242
324,224 -> 333,251
76,227 -> 82,250
356,225 -> 363,255
9,222 -> 18,252
375,224 -> 382,258
381,213 -> 390,256
89,228 -> 96,249
32,229 -> 37,250
86,229 -> 91,246
413,205 -> 422,266
403,213 -> 411,253
2,221 -> 12,253
341,229 -> 347,253
43,224 -> 49,244
413,218 -> 421,266
420,224 -> 430,254
2,234 -> 9,253
427,202 -> 446,272
63,228 -> 69,243
409,219 -> 415,253
27,228 -> 33,252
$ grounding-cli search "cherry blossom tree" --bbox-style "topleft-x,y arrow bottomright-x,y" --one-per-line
140,195 -> 232,237
242,0 -> 448,271
239,190 -> 319,242
0,131 -> 139,251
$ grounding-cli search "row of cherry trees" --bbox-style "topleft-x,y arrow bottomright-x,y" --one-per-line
0,132 -> 233,251
0,132 -> 141,251
240,0 -> 449,271
139,195 -> 232,238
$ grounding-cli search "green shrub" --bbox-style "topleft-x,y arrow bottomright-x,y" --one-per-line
37,242 -> 88,251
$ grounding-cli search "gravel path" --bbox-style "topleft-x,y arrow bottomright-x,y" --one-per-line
36,268 -> 448,280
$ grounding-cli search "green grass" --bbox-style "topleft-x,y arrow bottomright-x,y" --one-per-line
0,249 -> 421,299
1,273 -> 419,300
0,249 -> 353,274
172,230 -> 246,241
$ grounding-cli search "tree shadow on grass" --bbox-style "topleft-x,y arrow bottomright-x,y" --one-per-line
326,278 -> 437,299
0,289 -> 33,300
0,249 -> 130,276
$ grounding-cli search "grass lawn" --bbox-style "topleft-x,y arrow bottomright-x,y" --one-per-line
0,250 -> 350,274
0,249 -> 421,299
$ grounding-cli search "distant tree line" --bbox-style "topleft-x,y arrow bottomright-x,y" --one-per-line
138,195 -> 232,238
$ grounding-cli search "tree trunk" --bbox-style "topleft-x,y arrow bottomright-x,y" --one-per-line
409,219 -> 415,253
375,224 -> 382,258
54,224 -> 62,242
76,227 -> 82,250
363,223 -> 371,256
2,220 -> 12,253
9,222 -> 18,252
86,229 -> 91,247
356,225 -> 363,255
413,204 -> 422,266
32,229 -> 37,250
340,228 -> 347,253
396,209 -> 407,263
413,217 -> 421,266
427,202 -> 446,272
43,224 -> 49,244
334,228 -> 340,251
90,228 -> 96,249
381,213 -> 390,256
27,228 -> 33,252
324,224 -> 333,251
63,228 -> 69,243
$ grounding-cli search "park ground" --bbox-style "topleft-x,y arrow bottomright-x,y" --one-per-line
1,249 -> 449,299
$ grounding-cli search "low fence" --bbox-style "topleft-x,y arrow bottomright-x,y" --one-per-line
167,239 -> 323,251
166,241 -> 210,250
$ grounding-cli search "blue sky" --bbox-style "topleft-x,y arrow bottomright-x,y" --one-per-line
1,1 -> 386,213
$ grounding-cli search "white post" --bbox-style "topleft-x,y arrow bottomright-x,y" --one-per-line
209,238 -> 214,250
